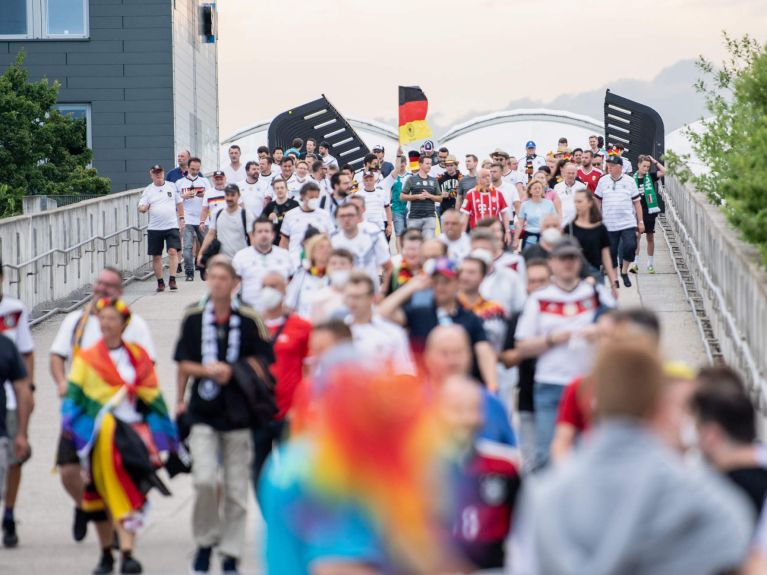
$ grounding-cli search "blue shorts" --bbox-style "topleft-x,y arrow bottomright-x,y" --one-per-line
393,212 -> 408,236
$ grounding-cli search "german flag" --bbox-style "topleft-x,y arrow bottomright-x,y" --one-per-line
399,86 -> 432,144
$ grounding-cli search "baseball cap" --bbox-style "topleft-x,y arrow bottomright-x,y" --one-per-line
605,155 -> 623,166
492,148 -> 509,158
444,154 -> 458,165
362,171 -> 375,178
525,140 -> 536,149
550,236 -> 583,258
212,170 -> 226,177
428,257 -> 458,278
224,183 -> 240,194
149,164 -> 164,172
423,140 -> 434,152
372,145 -> 384,153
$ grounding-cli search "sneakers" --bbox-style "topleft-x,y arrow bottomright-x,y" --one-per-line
73,507 -> 88,542
2,517 -> 18,548
185,273 -> 194,282
169,276 -> 178,291
92,551 -> 114,575
156,279 -> 165,293
221,556 -> 240,575
191,546 -> 212,574
621,273 -> 632,288
120,555 -> 142,574
628,263 -> 639,274
647,265 -> 656,274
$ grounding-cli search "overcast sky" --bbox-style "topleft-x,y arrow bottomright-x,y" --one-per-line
216,0 -> 767,138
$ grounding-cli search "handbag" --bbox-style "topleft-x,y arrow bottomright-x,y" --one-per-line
225,357 -> 278,429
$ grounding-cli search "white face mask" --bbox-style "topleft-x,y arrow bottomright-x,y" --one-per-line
541,227 -> 562,245
256,287 -> 283,312
330,270 -> 350,289
306,198 -> 320,210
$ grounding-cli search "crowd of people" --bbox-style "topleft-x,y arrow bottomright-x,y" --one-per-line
1,132 -> 766,575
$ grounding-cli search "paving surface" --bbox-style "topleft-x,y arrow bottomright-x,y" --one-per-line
4,223 -> 706,574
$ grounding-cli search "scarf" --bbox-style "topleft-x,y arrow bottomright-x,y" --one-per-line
395,259 -> 415,289
634,173 -> 660,214
62,340 -> 177,522
525,156 -> 535,181
200,297 -> 241,401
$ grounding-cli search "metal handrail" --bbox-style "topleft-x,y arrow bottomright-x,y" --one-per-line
2,225 -> 148,272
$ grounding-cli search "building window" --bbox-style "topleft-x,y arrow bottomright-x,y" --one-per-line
0,0 -> 88,40
54,103 -> 92,151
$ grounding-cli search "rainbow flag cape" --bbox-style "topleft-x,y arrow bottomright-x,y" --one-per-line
62,340 -> 177,520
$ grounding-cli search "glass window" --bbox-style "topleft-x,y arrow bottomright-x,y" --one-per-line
54,104 -> 92,151
0,0 -> 29,36
46,0 -> 86,36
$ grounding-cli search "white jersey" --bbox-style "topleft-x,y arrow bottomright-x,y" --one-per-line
495,181 -> 520,214
237,179 -> 268,218
224,164 -> 246,183
594,174 -> 641,231
359,185 -> 391,230
553,180 -> 587,226
330,225 -> 390,288
286,269 -> 328,319
50,308 -> 156,362
290,176 -> 313,199
502,170 -> 526,188
347,315 -> 416,375
175,175 -> 211,226
515,281 -> 613,385
481,265 -> 527,318
438,233 -> 472,262
0,296 -> 33,409
202,188 -> 227,223
280,207 -> 335,270
321,154 -> 339,169
232,245 -> 293,307
255,171 -> 279,201
139,182 -> 182,230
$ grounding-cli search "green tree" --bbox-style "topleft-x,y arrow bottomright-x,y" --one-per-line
0,51 -> 110,217
678,33 -> 767,263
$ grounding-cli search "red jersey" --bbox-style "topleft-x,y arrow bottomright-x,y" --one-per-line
577,168 -> 603,193
556,376 -> 592,432
267,314 -> 312,419
460,187 -> 509,228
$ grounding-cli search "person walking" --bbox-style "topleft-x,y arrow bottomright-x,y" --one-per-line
175,257 -> 274,575
401,156 -> 442,239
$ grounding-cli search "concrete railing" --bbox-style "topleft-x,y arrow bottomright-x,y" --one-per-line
663,175 -> 767,411
0,189 -> 150,321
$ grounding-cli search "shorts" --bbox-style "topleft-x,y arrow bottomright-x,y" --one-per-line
56,433 -> 80,466
147,228 -> 181,256
0,437 -> 8,501
5,409 -> 30,465
642,211 -> 659,235
393,212 -> 408,236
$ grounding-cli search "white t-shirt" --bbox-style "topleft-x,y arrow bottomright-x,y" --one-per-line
209,207 -> 255,258
515,281 -> 612,385
481,266 -> 527,318
202,188 -> 227,224
139,182 -> 182,230
280,207 -> 334,270
594,174 -> 641,231
359,185 -> 391,230
0,296 -> 33,409
281,174 -> 302,200
50,309 -> 156,361
238,179 -> 268,218
503,170 -> 526,188
321,154 -> 339,169
438,233 -> 472,262
232,245 -> 293,307
553,180 -> 587,226
286,269 -> 328,319
429,164 -> 446,178
330,226 -> 390,287
348,316 -> 416,375
495,181 -> 521,214
175,175 -> 210,226
224,164 -> 246,184
255,171 -> 279,201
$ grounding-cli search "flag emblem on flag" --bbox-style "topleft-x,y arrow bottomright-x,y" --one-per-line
399,86 -> 432,144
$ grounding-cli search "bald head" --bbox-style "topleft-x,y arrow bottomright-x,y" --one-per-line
424,325 -> 472,384
438,375 -> 484,448
421,239 -> 448,261
477,167 -> 491,188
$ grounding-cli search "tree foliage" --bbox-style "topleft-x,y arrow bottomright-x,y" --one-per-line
0,51 -> 110,217
678,32 -> 767,263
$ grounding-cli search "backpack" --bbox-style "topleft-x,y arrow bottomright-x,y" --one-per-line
200,208 -> 251,266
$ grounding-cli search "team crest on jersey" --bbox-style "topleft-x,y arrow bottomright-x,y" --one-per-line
563,303 -> 578,316
480,475 -> 507,505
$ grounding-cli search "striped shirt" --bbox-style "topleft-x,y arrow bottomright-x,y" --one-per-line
594,174 -> 641,232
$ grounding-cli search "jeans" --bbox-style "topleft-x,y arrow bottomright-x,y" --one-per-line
533,383 -> 566,471
183,224 -> 205,274
392,211 -> 408,236
607,227 -> 638,268
190,425 -> 252,559
251,419 -> 287,491
407,215 -> 437,239
517,411 -> 537,475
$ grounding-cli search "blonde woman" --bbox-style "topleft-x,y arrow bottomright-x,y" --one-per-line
513,180 -> 557,251
286,234 -> 332,318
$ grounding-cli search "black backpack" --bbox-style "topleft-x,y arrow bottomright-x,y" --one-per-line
200,208 -> 251,266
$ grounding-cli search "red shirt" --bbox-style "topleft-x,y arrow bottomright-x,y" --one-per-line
556,376 -> 592,432
577,168 -> 603,193
460,187 -> 509,228
267,314 -> 312,419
